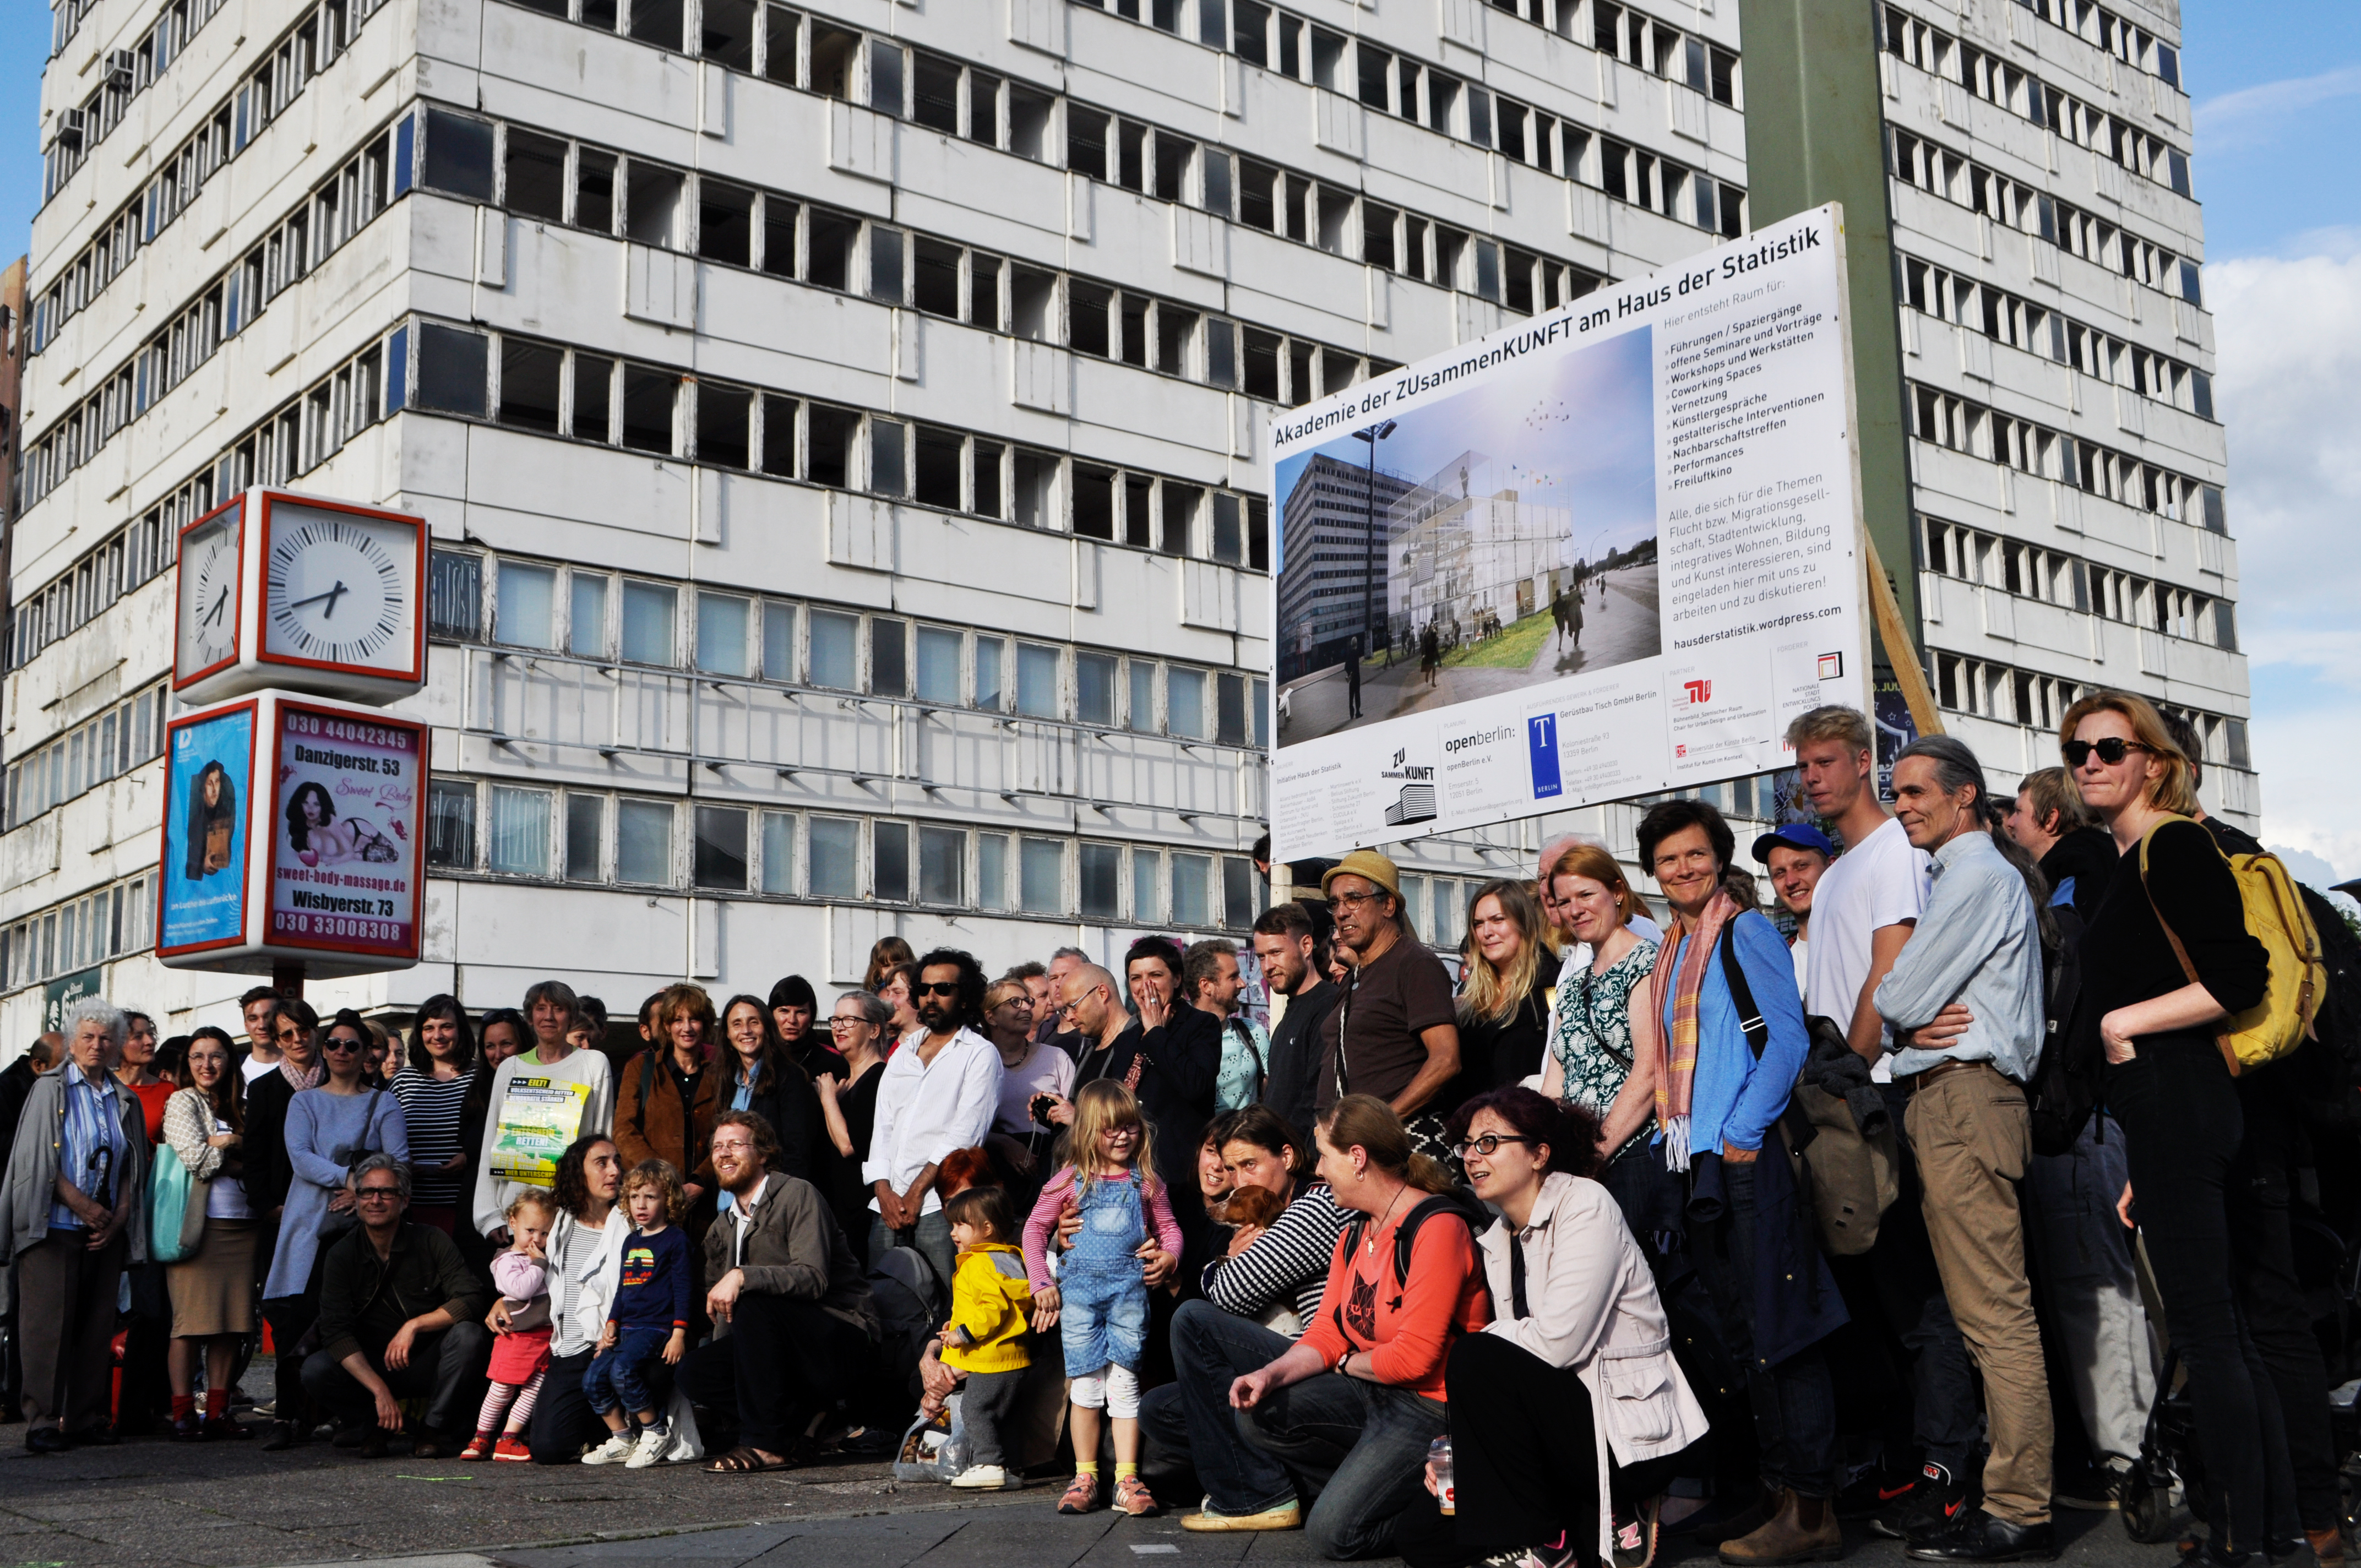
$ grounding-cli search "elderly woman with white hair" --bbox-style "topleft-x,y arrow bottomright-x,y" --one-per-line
0,998 -> 150,1452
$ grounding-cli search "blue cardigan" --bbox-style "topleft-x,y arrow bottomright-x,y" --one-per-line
1660,909 -> 1808,1156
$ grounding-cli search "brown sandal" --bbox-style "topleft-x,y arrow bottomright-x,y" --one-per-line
705,1445 -> 790,1473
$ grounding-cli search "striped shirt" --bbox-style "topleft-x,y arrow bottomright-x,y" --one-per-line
390,1066 -> 477,1207
1200,1181 -> 1348,1332
53,1063 -> 128,1229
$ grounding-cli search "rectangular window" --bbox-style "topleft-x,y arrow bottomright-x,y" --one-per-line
496,340 -> 561,433
1016,643 -> 1060,717
416,324 -> 488,417
621,367 -> 676,453
496,562 -> 557,649
868,225 -> 905,301
919,825 -> 964,905
872,819 -> 911,901
1172,852 -> 1211,925
1019,837 -> 1063,914
565,794 -> 603,881
870,616 -> 909,696
572,355 -> 612,443
422,106 -> 494,201
621,580 -> 677,664
427,779 -> 477,867
1216,672 -> 1248,745
428,551 -> 482,640
505,128 -> 567,222
808,815 -> 859,897
763,601 -> 797,681
869,417 -> 907,496
759,810 -> 796,894
1167,667 -> 1206,738
1079,842 -> 1121,919
807,403 -> 856,486
1077,652 -> 1117,727
975,636 -> 1006,710
488,786 -> 552,875
1071,464 -> 1115,540
916,627 -> 962,704
568,573 -> 608,657
698,178 -> 754,266
615,799 -> 673,884
978,832 -> 1010,910
694,805 -> 749,889
808,609 -> 858,689
696,383 -> 752,468
695,591 -> 750,677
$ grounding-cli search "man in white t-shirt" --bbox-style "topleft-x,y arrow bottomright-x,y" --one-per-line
1782,705 -> 1977,1537
1753,824 -> 1834,997
237,986 -> 283,1084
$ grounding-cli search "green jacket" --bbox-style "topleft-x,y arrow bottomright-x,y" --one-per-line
315,1221 -> 485,1365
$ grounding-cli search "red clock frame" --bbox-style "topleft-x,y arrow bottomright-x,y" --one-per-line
171,492 -> 248,695
254,491 -> 429,687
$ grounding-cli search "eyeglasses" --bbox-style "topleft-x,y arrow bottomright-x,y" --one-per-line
354,1186 -> 402,1202
1451,1133 -> 1537,1159
321,1038 -> 363,1054
2063,737 -> 2150,769
829,1016 -> 874,1032
916,981 -> 961,997
1051,988 -> 1103,1018
1332,889 -> 1388,908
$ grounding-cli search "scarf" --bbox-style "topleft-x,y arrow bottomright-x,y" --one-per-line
279,1056 -> 324,1093
1638,888 -> 1739,1173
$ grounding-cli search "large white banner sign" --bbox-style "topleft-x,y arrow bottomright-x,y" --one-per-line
1269,204 -> 1870,859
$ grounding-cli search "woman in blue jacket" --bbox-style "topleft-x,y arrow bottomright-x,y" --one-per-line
1632,799 -> 1841,1568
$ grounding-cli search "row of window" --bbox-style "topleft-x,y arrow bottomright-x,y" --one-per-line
42,0 -> 227,198
1906,380 -> 2224,533
431,548 -> 1271,744
417,108 -> 1382,404
21,120 -> 406,511
0,873 -> 154,997
2010,0 -> 2180,88
30,0 -> 399,354
1890,129 -> 2200,308
1901,254 -> 2213,421
426,778 -> 1261,927
1921,516 -> 2235,651
1882,7 -> 2189,199
6,477 -> 205,674
405,317 -> 1275,567
2,685 -> 170,833
1932,648 -> 2247,772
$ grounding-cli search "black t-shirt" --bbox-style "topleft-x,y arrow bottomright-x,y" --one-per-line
1316,932 -> 1458,1112
2073,819 -> 2268,1058
1263,980 -> 1339,1144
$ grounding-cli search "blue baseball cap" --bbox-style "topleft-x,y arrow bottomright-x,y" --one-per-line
1752,824 -> 1836,864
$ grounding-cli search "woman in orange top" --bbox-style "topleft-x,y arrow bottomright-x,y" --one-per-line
1223,1095 -> 1491,1559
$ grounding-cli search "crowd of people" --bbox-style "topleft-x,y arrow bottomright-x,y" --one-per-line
0,690 -> 2348,1568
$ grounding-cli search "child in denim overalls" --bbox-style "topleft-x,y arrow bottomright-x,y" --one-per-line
1022,1080 -> 1184,1518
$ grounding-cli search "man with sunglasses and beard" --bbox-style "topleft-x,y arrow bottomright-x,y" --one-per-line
864,950 -> 1001,1293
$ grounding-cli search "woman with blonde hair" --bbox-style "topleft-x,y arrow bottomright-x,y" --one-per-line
1454,880 -> 1563,1101
1535,842 -> 1682,1244
2063,689 -> 2291,1565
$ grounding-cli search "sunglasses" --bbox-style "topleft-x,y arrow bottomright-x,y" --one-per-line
2063,737 -> 2150,769
916,981 -> 961,997
321,1038 -> 365,1054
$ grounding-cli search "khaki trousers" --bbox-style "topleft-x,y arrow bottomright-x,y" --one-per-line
1905,1062 -> 2053,1526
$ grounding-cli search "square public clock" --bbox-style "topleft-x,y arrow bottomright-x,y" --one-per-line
173,488 -> 428,705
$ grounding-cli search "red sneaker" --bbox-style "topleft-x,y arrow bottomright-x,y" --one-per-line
1114,1475 -> 1162,1518
459,1433 -> 497,1461
493,1435 -> 533,1462
1059,1472 -> 1101,1514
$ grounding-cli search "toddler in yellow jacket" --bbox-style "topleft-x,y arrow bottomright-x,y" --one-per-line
941,1185 -> 1033,1490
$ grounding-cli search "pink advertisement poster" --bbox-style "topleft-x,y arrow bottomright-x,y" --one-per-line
266,703 -> 424,959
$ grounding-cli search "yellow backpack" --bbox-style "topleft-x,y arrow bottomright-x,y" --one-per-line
2137,816 -> 2327,1074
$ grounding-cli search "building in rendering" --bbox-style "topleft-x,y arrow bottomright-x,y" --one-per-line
0,0 -> 2239,1036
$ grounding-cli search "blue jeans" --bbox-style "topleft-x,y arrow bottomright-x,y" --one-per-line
582,1326 -> 671,1420
1240,1370 -> 1448,1560
1687,1159 -> 1839,1498
1141,1300 -> 1298,1515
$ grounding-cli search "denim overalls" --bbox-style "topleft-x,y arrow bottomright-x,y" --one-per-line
1059,1170 -> 1151,1376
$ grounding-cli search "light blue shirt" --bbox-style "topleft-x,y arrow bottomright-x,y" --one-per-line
1874,830 -> 2046,1083
52,1062 -> 127,1231
1665,910 -> 1811,1157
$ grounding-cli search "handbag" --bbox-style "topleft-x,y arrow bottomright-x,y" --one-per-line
148,1140 -> 196,1264
317,1084 -> 388,1244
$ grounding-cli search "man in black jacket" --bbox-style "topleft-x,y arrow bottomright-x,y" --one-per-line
0,1033 -> 59,1423
300,1155 -> 488,1457
1251,905 -> 1335,1144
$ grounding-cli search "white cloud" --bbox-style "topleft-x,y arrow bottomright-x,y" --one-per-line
2195,64 -> 2361,151
2211,250 -> 2361,881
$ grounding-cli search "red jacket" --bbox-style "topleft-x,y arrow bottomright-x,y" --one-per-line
1298,1196 -> 1492,1400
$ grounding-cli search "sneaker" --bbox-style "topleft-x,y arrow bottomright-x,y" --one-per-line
580,1431 -> 635,1466
950,1463 -> 1009,1490
1184,1499 -> 1305,1532
1114,1474 -> 1162,1517
1059,1472 -> 1102,1514
1838,1463 -> 1924,1522
1614,1496 -> 1662,1568
494,1434 -> 534,1462
1874,1462 -> 1972,1543
202,1415 -> 251,1442
1905,1507 -> 2057,1562
2052,1462 -> 2123,1511
459,1434 -> 497,1461
625,1427 -> 671,1469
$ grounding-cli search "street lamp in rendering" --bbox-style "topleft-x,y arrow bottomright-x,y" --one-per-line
1353,420 -> 1396,663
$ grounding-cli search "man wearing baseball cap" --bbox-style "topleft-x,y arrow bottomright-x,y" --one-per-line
1753,823 -> 1836,999
1314,851 -> 1461,1155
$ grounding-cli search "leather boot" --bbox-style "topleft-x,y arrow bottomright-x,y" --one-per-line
1695,1485 -> 1785,1548
1721,1489 -> 1846,1566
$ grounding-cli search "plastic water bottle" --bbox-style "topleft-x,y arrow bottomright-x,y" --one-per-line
1429,1435 -> 1456,1516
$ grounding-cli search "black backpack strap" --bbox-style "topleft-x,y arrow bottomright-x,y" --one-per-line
1716,926 -> 1771,1061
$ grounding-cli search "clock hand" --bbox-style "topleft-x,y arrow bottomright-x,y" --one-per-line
202,586 -> 230,627
285,581 -> 351,617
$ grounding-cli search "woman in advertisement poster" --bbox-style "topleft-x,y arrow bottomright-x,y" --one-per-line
185,761 -> 238,880
282,780 -> 398,868
471,980 -> 616,1247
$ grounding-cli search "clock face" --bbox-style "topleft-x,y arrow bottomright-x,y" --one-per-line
176,506 -> 242,680
263,503 -> 418,673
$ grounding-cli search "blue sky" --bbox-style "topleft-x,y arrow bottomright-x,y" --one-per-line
0,1 -> 2351,868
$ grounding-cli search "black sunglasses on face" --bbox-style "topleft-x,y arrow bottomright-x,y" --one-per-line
917,981 -> 961,997
2063,737 -> 2150,768
322,1038 -> 364,1054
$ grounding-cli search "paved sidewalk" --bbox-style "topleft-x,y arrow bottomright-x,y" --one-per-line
0,1422 -> 2188,1568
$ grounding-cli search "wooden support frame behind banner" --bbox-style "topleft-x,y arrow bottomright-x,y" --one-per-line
1862,530 -> 1944,739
